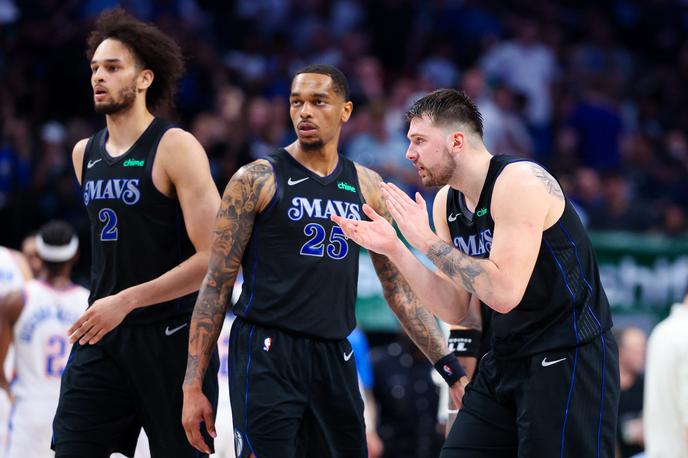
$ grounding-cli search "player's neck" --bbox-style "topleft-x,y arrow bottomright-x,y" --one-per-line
286,141 -> 340,177
450,148 -> 492,205
104,105 -> 155,157
39,272 -> 72,290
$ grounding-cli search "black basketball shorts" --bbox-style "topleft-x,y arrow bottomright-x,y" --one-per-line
442,330 -> 619,458
228,318 -> 366,458
52,315 -> 219,458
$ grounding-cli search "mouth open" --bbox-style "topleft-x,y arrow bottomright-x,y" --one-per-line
298,122 -> 318,135
94,88 -> 108,101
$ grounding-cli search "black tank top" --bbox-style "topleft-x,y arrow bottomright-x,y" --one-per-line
233,149 -> 364,340
446,155 -> 612,358
81,118 -> 196,325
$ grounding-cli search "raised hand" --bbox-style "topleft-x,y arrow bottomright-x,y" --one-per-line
380,182 -> 437,252
331,203 -> 402,258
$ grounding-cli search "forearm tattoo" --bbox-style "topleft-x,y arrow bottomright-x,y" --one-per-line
530,164 -> 564,199
184,162 -> 273,387
427,240 -> 484,296
356,164 -> 448,362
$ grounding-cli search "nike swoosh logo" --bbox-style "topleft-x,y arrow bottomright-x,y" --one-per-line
164,323 -> 188,336
87,159 -> 102,169
287,177 -> 309,186
541,357 -> 566,367
343,350 -> 354,361
447,213 -> 460,222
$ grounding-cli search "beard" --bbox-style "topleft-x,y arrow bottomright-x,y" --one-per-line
422,148 -> 455,187
94,83 -> 137,115
298,137 -> 324,151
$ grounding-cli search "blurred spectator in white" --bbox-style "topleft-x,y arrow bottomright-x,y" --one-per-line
615,327 -> 646,458
481,15 -> 558,160
644,291 -> 688,457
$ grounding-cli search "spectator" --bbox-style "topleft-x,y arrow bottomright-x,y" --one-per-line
615,327 -> 646,458
644,291 -> 688,457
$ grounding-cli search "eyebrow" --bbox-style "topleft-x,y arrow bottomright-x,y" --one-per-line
290,92 -> 330,98
407,133 -> 425,140
90,58 -> 123,65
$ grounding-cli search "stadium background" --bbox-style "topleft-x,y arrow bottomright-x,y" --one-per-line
0,0 -> 686,456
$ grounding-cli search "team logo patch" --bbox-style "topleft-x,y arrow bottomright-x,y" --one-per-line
263,337 -> 272,352
443,364 -> 453,376
234,428 -> 243,455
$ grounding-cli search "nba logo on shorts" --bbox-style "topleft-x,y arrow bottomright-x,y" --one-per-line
443,364 -> 453,376
263,337 -> 272,352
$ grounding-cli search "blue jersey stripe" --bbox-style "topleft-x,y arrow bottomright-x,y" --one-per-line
544,237 -> 580,458
558,222 -> 607,458
244,325 -> 256,457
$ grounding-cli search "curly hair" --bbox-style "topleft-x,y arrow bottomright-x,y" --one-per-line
86,8 -> 185,114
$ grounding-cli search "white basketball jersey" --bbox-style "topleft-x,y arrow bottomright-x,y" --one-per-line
0,247 -> 25,296
11,280 -> 88,401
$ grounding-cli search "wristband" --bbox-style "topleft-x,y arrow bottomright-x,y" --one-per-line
448,329 -> 482,357
434,353 -> 465,386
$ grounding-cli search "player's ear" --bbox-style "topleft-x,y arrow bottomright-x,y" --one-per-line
341,101 -> 353,123
138,69 -> 154,91
447,131 -> 465,153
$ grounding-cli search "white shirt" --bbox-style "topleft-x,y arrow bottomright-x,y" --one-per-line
644,303 -> 688,457
481,40 -> 558,125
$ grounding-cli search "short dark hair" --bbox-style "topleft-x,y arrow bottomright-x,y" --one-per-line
294,64 -> 350,101
86,8 -> 185,114
38,220 -> 77,274
406,89 -> 484,138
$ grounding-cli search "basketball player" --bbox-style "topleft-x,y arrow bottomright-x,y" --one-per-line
0,243 -> 32,449
0,221 -> 87,458
52,9 -> 221,458
333,89 -> 620,457
182,65 -> 463,457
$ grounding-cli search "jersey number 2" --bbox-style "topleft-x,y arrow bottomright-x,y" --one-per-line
46,335 -> 67,377
300,223 -> 348,260
99,208 -> 118,241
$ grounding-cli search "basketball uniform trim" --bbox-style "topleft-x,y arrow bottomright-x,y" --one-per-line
545,232 -> 608,458
543,236 -> 580,456
244,324 -> 256,456
558,221 -> 607,458
242,159 -> 279,316
242,234 -> 259,315
142,122 -> 177,202
261,156 -> 281,221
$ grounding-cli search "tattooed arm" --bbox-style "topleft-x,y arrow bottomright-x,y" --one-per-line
355,165 -> 449,363
418,162 -> 564,313
182,160 -> 274,453
336,163 -> 563,318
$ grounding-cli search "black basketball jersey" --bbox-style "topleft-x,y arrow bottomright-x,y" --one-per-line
233,149 -> 364,340
446,155 -> 612,358
81,118 -> 196,325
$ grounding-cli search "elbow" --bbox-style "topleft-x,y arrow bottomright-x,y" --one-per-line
437,309 -> 467,326
485,288 -> 524,314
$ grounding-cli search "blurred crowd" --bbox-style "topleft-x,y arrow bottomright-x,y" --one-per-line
2,0 -> 688,255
